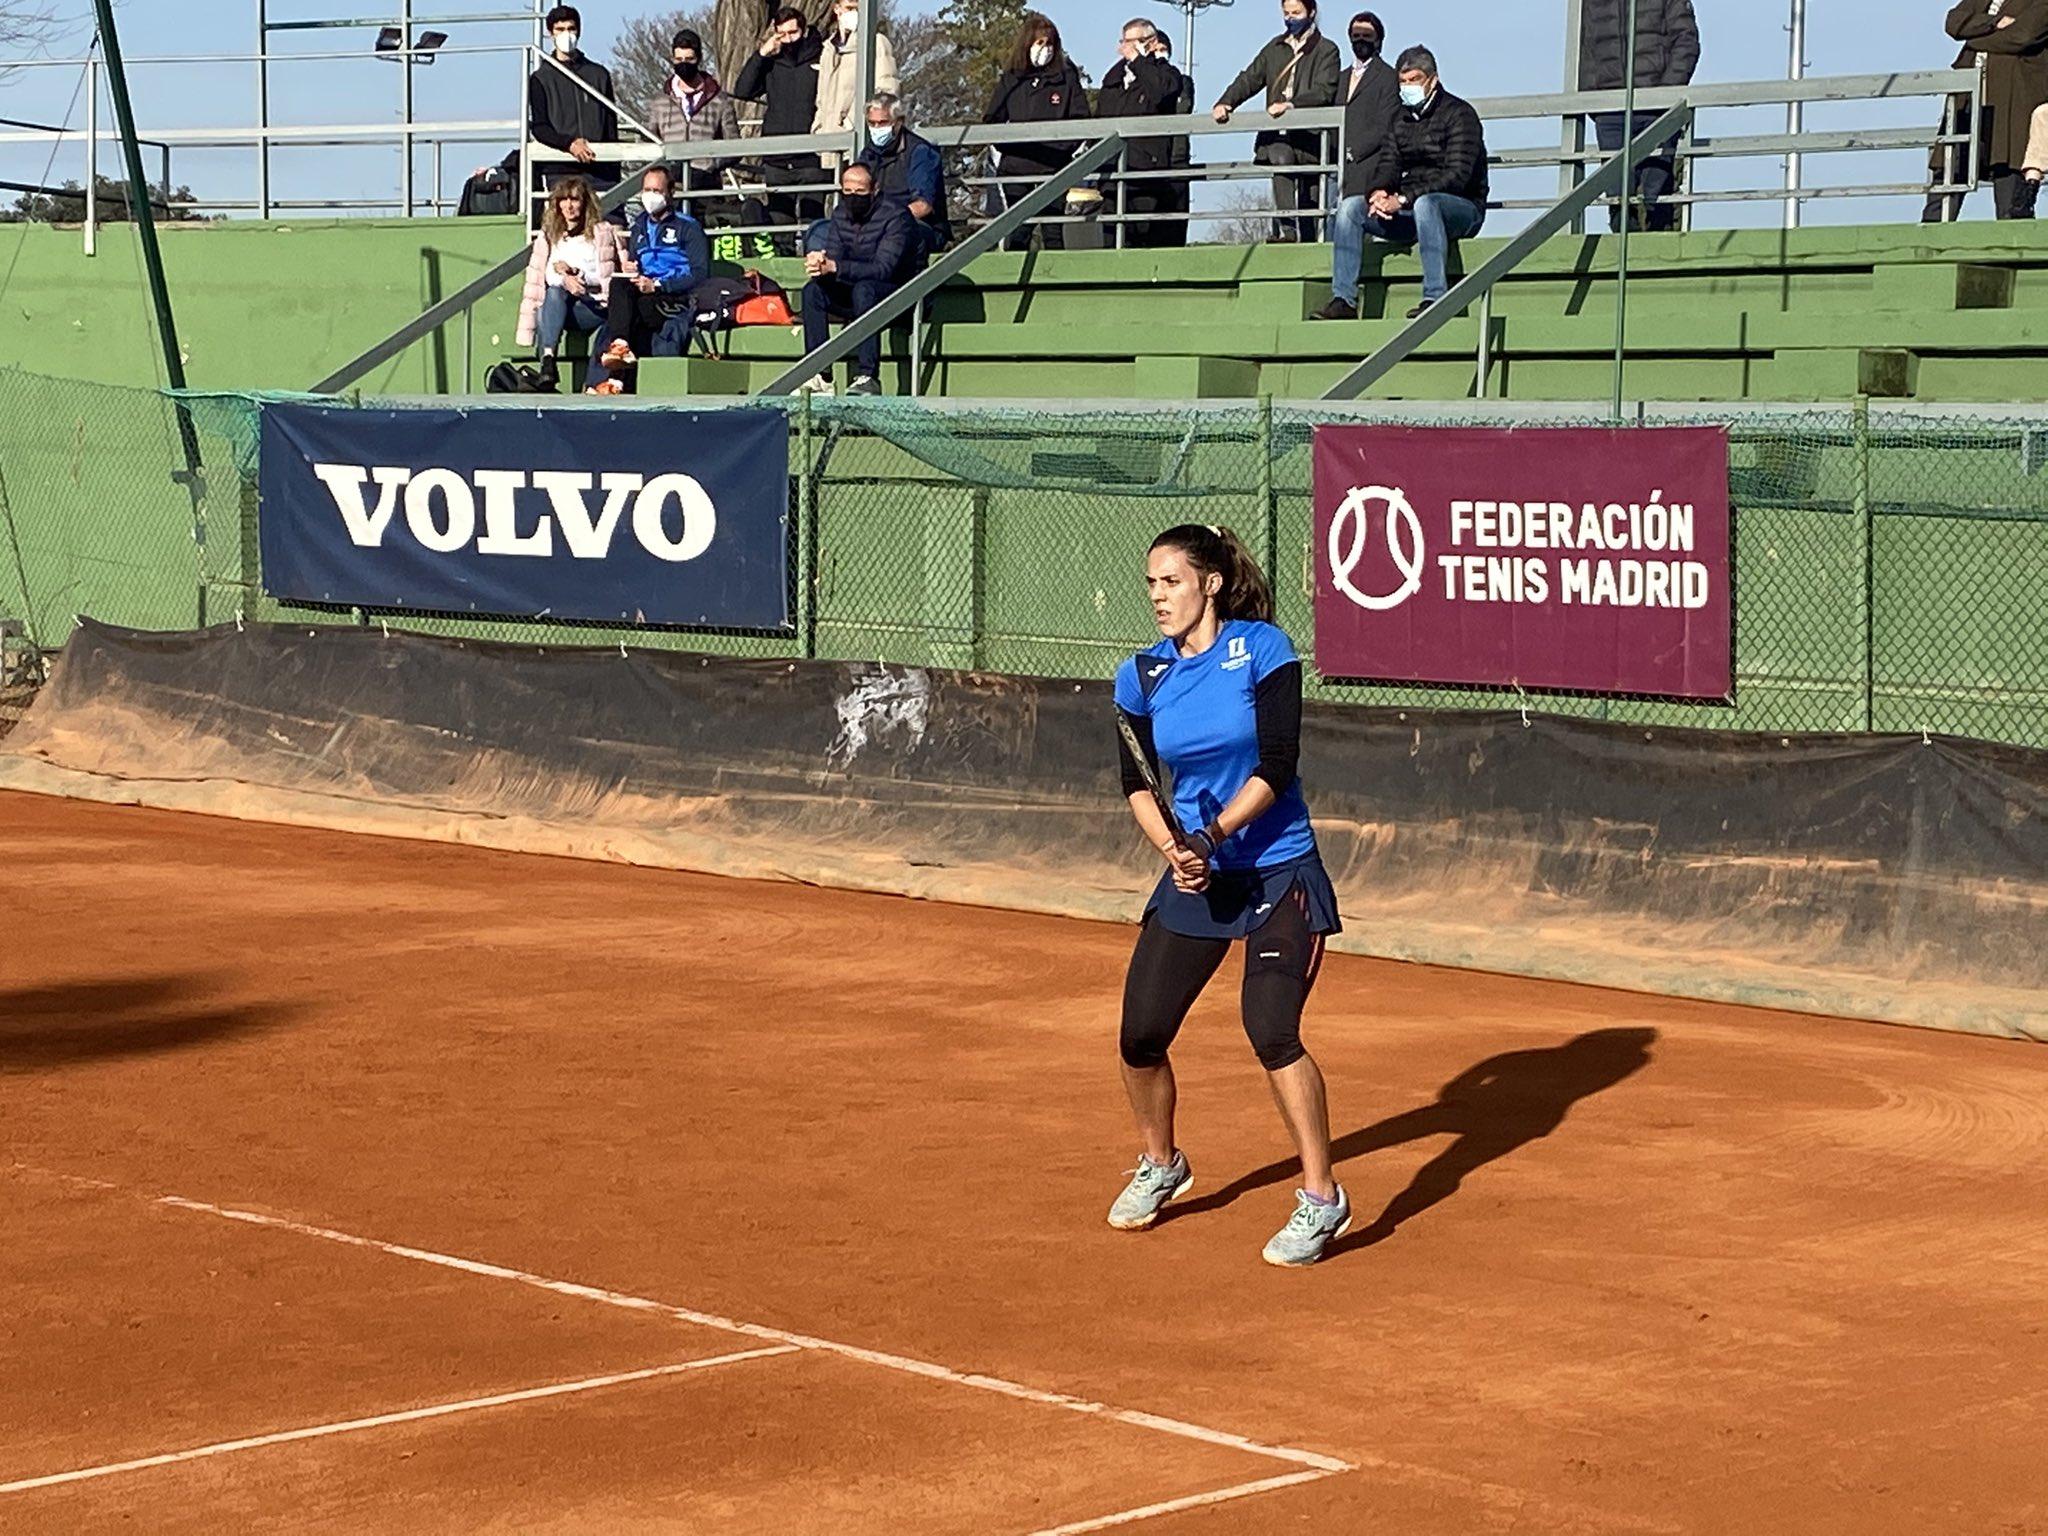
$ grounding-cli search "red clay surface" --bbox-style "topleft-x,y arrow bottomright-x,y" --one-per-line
4,789 -> 2047,1535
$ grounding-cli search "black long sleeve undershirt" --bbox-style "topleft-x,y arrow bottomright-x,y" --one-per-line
1116,660 -> 1303,801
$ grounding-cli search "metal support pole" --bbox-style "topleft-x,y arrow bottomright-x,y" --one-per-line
1256,394 -> 1276,584
433,138 -> 444,213
518,46 -> 534,235
1477,289 -> 1493,397
1611,0 -> 1638,421
796,389 -> 817,659
84,55 -> 98,256
1784,0 -> 1805,229
909,302 -> 924,397
1560,0 -> 1587,231
401,0 -> 416,216
256,0 -> 271,218
1854,392 -> 1873,730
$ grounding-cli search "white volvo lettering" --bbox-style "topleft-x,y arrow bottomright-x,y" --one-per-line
403,467 -> 476,553
474,468 -> 551,557
312,463 -> 410,546
631,473 -> 718,563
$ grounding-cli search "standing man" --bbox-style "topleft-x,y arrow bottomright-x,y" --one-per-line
734,6 -> 827,254
856,93 -> 951,271
1363,46 -> 1488,320
1577,0 -> 1699,232
527,5 -> 620,195
1096,19 -> 1186,247
1946,0 -> 2048,218
1312,11 -> 1400,320
799,162 -> 915,397
645,28 -> 741,210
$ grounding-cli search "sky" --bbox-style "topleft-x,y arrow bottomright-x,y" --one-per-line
0,1 -> 1987,229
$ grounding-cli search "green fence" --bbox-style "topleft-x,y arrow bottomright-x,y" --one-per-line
2,367 -> 2045,748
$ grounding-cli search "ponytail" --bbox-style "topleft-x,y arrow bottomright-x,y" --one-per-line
1150,523 -> 1275,624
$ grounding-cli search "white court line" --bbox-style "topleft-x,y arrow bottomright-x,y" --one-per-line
1025,1469 -> 1335,1535
0,1346 -> 797,1497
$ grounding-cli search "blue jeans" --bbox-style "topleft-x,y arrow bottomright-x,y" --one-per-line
536,285 -> 604,354
803,275 -> 892,380
1362,192 -> 1484,302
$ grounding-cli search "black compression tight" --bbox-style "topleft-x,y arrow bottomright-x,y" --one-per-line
1119,888 -> 1327,1073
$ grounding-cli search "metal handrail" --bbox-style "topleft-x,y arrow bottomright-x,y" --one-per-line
1320,101 -> 1694,403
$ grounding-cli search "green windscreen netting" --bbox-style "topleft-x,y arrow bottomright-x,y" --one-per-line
1,368 -> 2043,748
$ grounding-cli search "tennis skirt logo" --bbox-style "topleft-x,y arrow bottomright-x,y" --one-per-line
1327,484 -> 1426,612
310,464 -> 719,562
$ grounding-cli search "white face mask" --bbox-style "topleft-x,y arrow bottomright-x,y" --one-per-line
640,189 -> 669,216
1029,42 -> 1053,67
553,29 -> 579,55
837,9 -> 857,32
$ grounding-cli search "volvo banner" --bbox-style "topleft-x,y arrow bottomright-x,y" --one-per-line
258,403 -> 791,630
1312,424 -> 1732,699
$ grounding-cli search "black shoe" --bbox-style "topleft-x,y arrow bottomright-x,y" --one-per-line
1404,299 -> 1435,320
1309,297 -> 1358,321
2015,179 -> 2041,220
534,353 -> 560,392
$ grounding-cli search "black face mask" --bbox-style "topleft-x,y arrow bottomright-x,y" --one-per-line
842,192 -> 874,222
1351,35 -> 1378,61
674,60 -> 702,81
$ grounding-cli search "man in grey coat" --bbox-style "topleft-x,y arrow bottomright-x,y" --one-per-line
644,29 -> 741,210
1578,0 -> 1700,231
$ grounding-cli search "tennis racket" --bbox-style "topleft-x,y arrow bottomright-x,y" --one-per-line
1115,708 -> 1188,851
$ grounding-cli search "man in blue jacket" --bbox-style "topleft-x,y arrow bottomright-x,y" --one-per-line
855,93 -> 950,275
590,163 -> 710,393
800,162 -> 914,395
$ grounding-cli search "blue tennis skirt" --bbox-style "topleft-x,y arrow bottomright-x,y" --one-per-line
1143,852 -> 1343,941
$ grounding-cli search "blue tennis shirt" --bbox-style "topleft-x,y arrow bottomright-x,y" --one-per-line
1113,619 -> 1317,871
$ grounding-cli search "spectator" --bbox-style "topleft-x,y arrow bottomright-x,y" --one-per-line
799,162 -> 915,396
2023,101 -> 2048,216
645,28 -> 741,207
527,5 -> 619,193
1095,18 -> 1185,247
816,0 -> 900,169
587,164 -> 710,395
1945,0 -> 2048,219
1153,31 -> 1195,246
1577,0 -> 1699,231
1363,45 -> 1488,320
983,13 -> 1092,250
735,6 -> 827,254
517,176 -> 621,388
857,92 -> 951,270
1311,11 -> 1400,320
1212,0 -> 1343,243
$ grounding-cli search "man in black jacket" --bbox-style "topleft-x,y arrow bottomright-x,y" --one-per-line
1312,11 -> 1399,319
1363,46 -> 1487,319
527,5 -> 619,194
800,163 -> 915,396
1096,18 -> 1186,246
735,6 -> 826,254
1578,0 -> 1699,231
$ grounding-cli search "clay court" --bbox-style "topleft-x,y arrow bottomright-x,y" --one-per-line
5,789 -> 2047,1534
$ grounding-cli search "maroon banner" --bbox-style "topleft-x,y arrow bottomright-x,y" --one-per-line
1312,425 -> 1732,699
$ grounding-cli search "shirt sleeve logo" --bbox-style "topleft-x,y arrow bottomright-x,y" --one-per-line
1221,635 -> 1252,670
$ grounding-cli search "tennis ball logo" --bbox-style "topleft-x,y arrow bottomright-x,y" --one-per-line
1327,484 -> 1426,612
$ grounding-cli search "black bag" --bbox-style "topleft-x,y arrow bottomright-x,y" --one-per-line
484,360 -> 555,394
685,270 -> 792,357
459,154 -> 518,217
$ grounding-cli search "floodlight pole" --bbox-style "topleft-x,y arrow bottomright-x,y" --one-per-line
91,0 -> 186,391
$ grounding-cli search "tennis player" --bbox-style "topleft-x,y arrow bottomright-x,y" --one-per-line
1108,523 -> 1348,1266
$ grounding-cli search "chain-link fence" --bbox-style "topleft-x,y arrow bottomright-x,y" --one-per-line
1,366 -> 2044,749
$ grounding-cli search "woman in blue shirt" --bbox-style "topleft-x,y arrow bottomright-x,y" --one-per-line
1108,524 -> 1348,1266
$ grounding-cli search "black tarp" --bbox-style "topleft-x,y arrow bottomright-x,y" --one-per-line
5,619 -> 2043,1039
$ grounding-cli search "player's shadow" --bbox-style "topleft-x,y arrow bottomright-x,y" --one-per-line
1169,1027 -> 1658,1251
0,977 -> 288,1072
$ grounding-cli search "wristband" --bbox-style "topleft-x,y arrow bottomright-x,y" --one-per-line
1186,822 -> 1226,863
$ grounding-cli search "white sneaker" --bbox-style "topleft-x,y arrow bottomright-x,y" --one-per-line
847,374 -> 881,396
800,373 -> 834,395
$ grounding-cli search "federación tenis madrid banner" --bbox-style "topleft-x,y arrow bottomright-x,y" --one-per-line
1312,425 -> 1732,699
259,403 -> 791,630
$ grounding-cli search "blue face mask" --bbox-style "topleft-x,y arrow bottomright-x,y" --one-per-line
870,124 -> 895,149
1282,14 -> 1311,35
1399,81 -> 1427,108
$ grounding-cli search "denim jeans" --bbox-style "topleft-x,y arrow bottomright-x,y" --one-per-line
537,285 -> 604,353
802,275 -> 892,380
1363,191 -> 1484,302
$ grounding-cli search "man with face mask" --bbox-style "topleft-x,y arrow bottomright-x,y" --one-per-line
855,92 -> 950,270
800,163 -> 915,395
587,164 -> 711,394
1361,45 -> 1488,320
735,6 -> 828,255
1095,19 -> 1185,247
645,28 -> 740,208
527,5 -> 620,195
1312,11 -> 1399,319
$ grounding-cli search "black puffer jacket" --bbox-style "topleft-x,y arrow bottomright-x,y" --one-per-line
1577,0 -> 1701,91
984,59 -> 1092,173
733,31 -> 824,139
1388,86 -> 1489,213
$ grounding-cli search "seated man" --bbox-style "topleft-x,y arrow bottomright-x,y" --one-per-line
1363,45 -> 1488,320
588,164 -> 710,394
855,92 -> 951,274
800,163 -> 914,396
